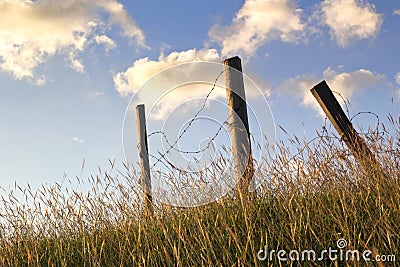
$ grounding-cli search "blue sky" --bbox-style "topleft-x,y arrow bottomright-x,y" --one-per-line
0,0 -> 399,192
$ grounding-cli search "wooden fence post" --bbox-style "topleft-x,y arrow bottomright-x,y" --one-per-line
223,56 -> 254,198
310,80 -> 381,173
136,104 -> 154,218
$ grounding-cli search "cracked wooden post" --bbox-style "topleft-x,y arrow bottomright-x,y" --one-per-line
310,80 -> 382,174
223,56 -> 254,199
136,104 -> 154,218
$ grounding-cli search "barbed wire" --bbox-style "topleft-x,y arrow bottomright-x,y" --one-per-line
329,91 -> 381,132
332,90 -> 351,118
281,107 -> 384,168
147,70 -> 228,171
271,117 -> 387,179
147,120 -> 229,155
350,111 -> 380,126
143,72 -> 385,177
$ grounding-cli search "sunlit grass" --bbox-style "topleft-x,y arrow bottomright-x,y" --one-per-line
0,116 -> 399,266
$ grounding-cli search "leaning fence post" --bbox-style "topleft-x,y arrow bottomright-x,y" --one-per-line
310,80 -> 382,174
136,104 -> 154,218
223,56 -> 254,198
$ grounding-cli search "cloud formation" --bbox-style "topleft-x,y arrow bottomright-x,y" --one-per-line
0,0 -> 145,82
318,0 -> 382,47
72,137 -> 84,144
394,9 -> 400,16
208,0 -> 304,58
95,35 -> 117,52
395,72 -> 400,100
395,73 -> 400,86
278,67 -> 385,116
113,48 -> 221,96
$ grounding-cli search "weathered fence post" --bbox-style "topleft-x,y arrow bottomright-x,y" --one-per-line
223,56 -> 254,198
136,104 -> 154,218
310,80 -> 382,173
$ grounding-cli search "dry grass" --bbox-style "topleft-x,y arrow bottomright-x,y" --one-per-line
0,116 -> 399,266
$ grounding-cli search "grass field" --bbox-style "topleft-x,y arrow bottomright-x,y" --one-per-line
0,117 -> 399,266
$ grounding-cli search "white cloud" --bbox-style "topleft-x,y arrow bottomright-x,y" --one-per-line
115,48 -> 269,121
395,72 -> 400,85
114,48 -> 227,120
72,137 -> 84,144
396,72 -> 400,100
95,35 -> 117,51
97,1 -> 145,43
68,52 -> 85,73
0,0 -> 145,81
208,0 -> 304,58
278,67 -> 384,116
34,75 -> 47,86
318,0 -> 382,47
113,48 -> 221,96
394,9 -> 400,16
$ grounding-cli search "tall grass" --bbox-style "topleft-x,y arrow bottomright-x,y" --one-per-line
0,116 -> 399,266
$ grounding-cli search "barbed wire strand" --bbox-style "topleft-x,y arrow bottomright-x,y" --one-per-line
332,90 -> 351,118
144,74 -> 383,177
147,70 -> 226,169
350,111 -> 380,125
